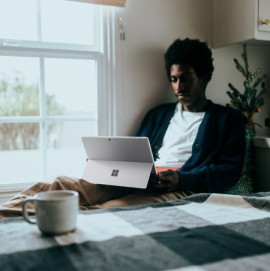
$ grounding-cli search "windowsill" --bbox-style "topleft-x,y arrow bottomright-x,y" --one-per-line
0,182 -> 35,193
0,182 -> 35,205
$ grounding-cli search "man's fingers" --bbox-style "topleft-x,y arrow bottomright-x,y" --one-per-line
158,169 -> 174,177
156,179 -> 170,185
150,173 -> 160,181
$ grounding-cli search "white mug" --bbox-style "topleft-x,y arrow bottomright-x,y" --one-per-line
22,190 -> 79,235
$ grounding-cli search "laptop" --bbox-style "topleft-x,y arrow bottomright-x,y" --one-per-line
81,136 -> 156,189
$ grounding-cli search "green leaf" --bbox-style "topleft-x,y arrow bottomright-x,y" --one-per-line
252,74 -> 267,89
226,43 -> 268,113
234,58 -> 247,78
228,83 -> 240,93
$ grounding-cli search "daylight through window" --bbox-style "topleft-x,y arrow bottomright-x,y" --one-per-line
0,0 -> 105,187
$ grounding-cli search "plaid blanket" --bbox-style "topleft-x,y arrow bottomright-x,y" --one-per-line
1,192 -> 270,271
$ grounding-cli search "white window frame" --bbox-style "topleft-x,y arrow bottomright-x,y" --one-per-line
0,4 -> 119,196
103,7 -> 124,137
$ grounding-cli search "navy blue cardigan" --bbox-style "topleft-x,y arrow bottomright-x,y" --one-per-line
135,100 -> 246,193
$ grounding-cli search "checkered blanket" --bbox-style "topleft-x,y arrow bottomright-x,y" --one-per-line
1,192 -> 270,271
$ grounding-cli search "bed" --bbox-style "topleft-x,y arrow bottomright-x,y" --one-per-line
1,192 -> 270,271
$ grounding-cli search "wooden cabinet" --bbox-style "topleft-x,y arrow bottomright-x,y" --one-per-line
213,0 -> 270,48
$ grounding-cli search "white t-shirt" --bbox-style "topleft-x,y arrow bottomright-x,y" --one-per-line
155,103 -> 205,168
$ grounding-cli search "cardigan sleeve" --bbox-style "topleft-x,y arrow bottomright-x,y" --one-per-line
177,107 -> 246,193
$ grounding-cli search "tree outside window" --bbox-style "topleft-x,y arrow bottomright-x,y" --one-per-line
0,72 -> 65,150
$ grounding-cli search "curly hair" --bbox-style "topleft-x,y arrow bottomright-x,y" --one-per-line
164,38 -> 214,84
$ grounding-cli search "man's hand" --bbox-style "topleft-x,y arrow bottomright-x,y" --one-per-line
147,170 -> 179,193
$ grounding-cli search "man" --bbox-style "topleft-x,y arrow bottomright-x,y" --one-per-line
0,38 -> 245,217
136,38 -> 245,194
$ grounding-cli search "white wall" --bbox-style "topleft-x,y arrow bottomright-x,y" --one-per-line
115,0 -> 213,135
114,0 -> 270,136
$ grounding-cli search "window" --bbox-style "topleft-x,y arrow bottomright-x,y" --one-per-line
0,0 -> 111,189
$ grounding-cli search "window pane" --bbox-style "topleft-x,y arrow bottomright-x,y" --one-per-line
45,58 -> 97,116
41,0 -> 95,45
0,123 -> 40,150
0,56 -> 39,117
0,123 -> 42,184
0,0 -> 38,41
0,0 -> 103,187
47,121 -> 97,178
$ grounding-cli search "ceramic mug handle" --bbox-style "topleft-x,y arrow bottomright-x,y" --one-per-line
22,197 -> 36,224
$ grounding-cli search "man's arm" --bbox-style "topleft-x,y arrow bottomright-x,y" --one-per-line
154,108 -> 246,194
178,110 -> 245,193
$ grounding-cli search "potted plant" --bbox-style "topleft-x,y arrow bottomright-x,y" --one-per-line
226,44 -> 268,195
226,44 -> 267,134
